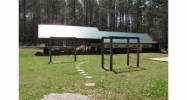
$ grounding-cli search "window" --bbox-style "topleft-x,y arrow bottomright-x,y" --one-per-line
98,43 -> 101,47
125,45 -> 128,47
143,44 -> 149,47
115,44 -> 118,47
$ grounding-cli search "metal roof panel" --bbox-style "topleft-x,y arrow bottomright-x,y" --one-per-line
38,24 -> 101,39
38,25 -> 158,43
100,31 -> 157,43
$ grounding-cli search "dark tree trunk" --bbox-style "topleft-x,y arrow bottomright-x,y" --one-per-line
23,0 -> 26,41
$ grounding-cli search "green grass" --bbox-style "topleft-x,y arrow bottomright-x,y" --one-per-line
19,47 -> 168,100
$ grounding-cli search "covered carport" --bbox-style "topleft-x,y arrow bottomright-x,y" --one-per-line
38,24 -> 102,63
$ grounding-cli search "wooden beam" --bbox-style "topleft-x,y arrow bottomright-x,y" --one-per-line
74,38 -> 76,62
127,39 -> 129,66
101,37 -> 104,68
110,37 -> 113,71
137,38 -> 140,67
102,36 -> 140,70
109,36 -> 139,39
50,37 -> 76,39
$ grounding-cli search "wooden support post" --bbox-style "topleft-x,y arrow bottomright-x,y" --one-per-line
49,37 -> 52,62
66,39 -> 67,49
74,38 -> 76,62
45,39 -> 47,47
137,38 -> 140,67
101,37 -> 104,68
110,37 -> 113,71
127,39 -> 129,66
85,40 -> 86,51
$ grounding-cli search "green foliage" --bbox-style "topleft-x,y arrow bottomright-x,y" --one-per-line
19,0 -> 168,50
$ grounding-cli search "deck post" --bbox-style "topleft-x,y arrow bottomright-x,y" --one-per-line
127,39 -> 129,66
85,40 -> 86,51
137,38 -> 140,67
101,37 -> 104,68
110,37 -> 113,71
74,38 -> 76,62
49,37 -> 52,62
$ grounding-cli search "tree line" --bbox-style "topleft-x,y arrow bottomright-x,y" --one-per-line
19,0 -> 168,50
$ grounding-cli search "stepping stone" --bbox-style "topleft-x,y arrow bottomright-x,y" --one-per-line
80,72 -> 86,74
76,67 -> 80,69
82,74 -> 88,76
77,70 -> 84,72
85,76 -> 92,79
85,83 -> 95,86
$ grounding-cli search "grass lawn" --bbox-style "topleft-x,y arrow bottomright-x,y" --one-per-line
19,46 -> 168,100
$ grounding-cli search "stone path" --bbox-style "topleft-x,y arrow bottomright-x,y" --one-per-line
85,76 -> 92,79
40,61 -> 93,100
80,72 -> 86,74
85,83 -> 95,86
77,70 -> 84,72
82,74 -> 88,76
76,61 -> 95,87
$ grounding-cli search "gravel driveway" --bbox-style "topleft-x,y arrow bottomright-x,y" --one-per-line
40,93 -> 89,100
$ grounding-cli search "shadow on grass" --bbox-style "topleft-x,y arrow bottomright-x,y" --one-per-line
34,52 -> 101,56
19,46 -> 44,49
60,61 -> 74,63
102,66 -> 147,74
48,61 -> 74,64
161,52 -> 168,54
102,67 -> 111,71
47,61 -> 74,64
113,67 -> 147,74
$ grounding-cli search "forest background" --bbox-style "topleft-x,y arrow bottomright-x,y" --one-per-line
19,0 -> 168,50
